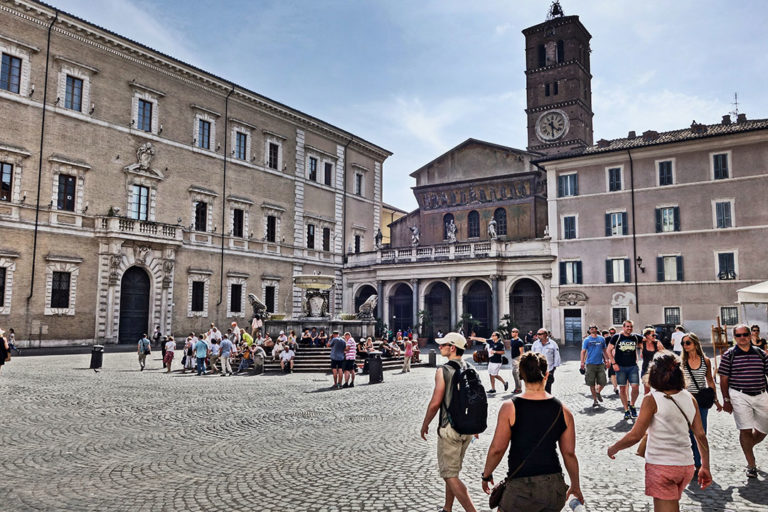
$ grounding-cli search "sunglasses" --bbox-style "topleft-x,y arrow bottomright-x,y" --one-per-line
752,329 -> 760,332
682,341 -> 693,346
734,332 -> 750,338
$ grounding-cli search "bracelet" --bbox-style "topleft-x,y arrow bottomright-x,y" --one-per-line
481,473 -> 493,482
723,398 -> 731,402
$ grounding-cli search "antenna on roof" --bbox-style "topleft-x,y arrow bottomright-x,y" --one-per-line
730,92 -> 740,122
547,1 -> 564,20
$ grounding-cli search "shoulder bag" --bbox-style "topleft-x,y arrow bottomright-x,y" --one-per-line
489,404 -> 563,509
637,392 -> 692,458
684,360 -> 715,409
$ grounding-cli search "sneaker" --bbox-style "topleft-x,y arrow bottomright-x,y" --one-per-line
592,400 -> 599,408
596,393 -> 603,402
614,388 -> 619,395
487,389 -> 496,394
342,383 -> 349,388
747,466 -> 758,478
503,381 -> 509,392
629,405 -> 638,418
624,409 -> 631,420
349,382 -> 354,388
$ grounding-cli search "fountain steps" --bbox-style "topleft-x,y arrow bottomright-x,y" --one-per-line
262,346 -> 429,373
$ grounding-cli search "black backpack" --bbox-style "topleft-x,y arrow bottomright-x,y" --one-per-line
443,360 -> 488,435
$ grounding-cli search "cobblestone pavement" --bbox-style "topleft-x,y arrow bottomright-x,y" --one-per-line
1,351 -> 767,511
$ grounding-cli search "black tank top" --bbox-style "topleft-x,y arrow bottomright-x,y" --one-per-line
507,397 -> 566,478
642,341 -> 658,373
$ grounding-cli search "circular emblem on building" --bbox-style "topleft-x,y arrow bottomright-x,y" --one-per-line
535,109 -> 569,142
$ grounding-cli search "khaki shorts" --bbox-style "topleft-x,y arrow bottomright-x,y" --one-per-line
437,423 -> 472,479
731,389 -> 768,433
585,364 -> 607,387
499,473 -> 567,512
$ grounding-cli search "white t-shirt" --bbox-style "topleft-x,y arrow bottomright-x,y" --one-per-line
164,340 -> 176,353
671,331 -> 686,352
280,350 -> 295,362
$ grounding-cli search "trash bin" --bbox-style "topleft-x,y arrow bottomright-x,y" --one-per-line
90,345 -> 104,371
368,351 -> 383,384
428,349 -> 437,367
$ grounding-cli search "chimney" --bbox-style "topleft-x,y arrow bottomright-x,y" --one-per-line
597,138 -> 611,148
642,130 -> 659,142
690,121 -> 707,134
737,113 -> 747,124
627,131 -> 636,139
721,115 -> 731,125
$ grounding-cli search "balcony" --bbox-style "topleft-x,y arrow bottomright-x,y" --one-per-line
96,216 -> 184,244
346,239 -> 552,267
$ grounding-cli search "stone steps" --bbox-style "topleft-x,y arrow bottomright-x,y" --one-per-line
262,346 -> 429,373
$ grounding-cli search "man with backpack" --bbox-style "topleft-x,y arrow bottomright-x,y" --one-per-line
420,332 -> 484,512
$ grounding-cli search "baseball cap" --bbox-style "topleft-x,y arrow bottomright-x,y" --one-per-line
436,332 -> 467,350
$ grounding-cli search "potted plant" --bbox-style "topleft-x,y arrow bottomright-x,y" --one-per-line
415,309 -> 432,347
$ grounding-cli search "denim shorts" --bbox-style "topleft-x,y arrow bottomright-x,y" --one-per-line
616,364 -> 639,385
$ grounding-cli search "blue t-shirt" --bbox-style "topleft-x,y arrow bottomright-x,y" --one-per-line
582,335 -> 606,365
330,337 -> 346,361
195,339 -> 209,358
220,339 -> 234,357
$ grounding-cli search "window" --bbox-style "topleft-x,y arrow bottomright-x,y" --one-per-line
713,153 -> 729,180
657,255 -> 684,282
545,83 -> 550,97
0,53 -> 21,93
537,44 -> 546,67
266,215 -> 276,243
557,174 -> 578,197
612,307 -> 628,326
605,212 -> 628,236
658,161 -> 673,186
715,201 -> 732,228
264,285 -> 275,313
194,201 -> 207,231
51,271 -> 71,309
559,261 -> 582,285
64,75 -> 83,112
717,252 -> 736,280
232,208 -> 244,238
664,307 -> 681,325
443,213 -> 454,239
467,210 -> 480,238
720,306 -> 738,326
563,215 -> 576,240
1,162 -> 12,202
556,40 -> 565,63
230,284 -> 242,314
57,175 -> 76,211
130,185 -> 149,220
137,99 -> 153,132
308,157 -> 318,181
191,281 -> 205,312
655,207 -> 680,233
324,162 -> 333,186
354,234 -> 361,254
235,132 -> 247,160
553,81 -> 559,95
606,258 -> 630,284
494,208 -> 507,236
198,119 -> 211,149
267,143 -> 279,170
354,173 -> 363,195
608,167 -> 622,191
306,223 -> 315,249
0,267 -> 5,308
322,227 -> 330,252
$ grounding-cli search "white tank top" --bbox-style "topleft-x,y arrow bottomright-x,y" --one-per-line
645,389 -> 697,466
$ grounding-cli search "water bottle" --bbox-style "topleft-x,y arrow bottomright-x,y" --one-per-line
568,498 -> 585,512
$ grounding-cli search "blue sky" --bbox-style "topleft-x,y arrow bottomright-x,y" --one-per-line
52,0 -> 768,212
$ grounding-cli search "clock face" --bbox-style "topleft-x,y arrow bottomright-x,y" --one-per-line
536,110 -> 569,142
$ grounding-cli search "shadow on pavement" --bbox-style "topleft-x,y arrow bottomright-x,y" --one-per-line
683,479 -> 736,512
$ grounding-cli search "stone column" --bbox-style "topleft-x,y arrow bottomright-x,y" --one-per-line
411,278 -> 419,335
449,277 -> 457,331
376,280 -> 383,320
491,275 -> 499,331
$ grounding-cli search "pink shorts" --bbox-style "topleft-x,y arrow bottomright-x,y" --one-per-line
645,463 -> 695,500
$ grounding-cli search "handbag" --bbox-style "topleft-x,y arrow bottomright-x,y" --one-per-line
502,356 -> 509,365
489,405 -> 563,509
637,392 -> 692,459
684,361 -> 715,409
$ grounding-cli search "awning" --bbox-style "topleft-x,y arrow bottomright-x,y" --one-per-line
737,281 -> 768,304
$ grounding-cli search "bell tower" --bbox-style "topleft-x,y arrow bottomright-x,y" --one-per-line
523,2 -> 593,156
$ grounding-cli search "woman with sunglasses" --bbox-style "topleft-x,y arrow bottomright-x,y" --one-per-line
750,325 -> 767,352
641,327 -> 663,396
681,332 -> 722,473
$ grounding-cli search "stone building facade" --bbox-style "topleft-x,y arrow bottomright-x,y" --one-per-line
0,0 -> 389,346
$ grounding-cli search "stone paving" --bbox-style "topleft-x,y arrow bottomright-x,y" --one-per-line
0,350 -> 767,511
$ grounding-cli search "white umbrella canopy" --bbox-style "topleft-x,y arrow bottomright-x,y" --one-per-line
737,280 -> 768,304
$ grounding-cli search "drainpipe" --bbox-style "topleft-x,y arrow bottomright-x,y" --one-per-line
216,84 -> 236,312
26,10 -> 58,311
628,149 -> 639,314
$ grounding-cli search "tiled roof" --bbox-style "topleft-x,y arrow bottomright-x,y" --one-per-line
535,117 -> 768,162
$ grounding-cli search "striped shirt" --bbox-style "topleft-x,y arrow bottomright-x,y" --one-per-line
718,346 -> 768,393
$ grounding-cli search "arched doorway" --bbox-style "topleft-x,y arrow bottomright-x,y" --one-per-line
119,266 -> 150,344
389,283 -> 412,334
463,280 -> 492,337
509,279 -> 542,337
354,285 -> 378,317
424,282 -> 451,338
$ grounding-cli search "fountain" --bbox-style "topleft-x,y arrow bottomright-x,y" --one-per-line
294,274 -> 334,318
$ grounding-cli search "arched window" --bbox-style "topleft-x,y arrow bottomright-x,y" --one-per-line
468,210 -> 480,238
494,208 -> 507,236
443,213 -> 454,240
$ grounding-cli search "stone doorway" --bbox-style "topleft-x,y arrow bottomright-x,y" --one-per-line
425,282 -> 451,338
119,266 -> 150,344
389,283 -> 413,333
463,280 -> 492,337
509,279 -> 542,337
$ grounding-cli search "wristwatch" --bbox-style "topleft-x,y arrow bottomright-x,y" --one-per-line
481,473 -> 493,482
723,397 -> 731,402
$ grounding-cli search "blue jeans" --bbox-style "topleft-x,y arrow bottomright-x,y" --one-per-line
689,406 -> 708,467
196,358 -> 206,375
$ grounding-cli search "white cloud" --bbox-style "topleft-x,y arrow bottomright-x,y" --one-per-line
495,23 -> 511,35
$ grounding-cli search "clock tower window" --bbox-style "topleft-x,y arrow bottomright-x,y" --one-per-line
537,45 -> 546,68
557,40 -> 565,63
